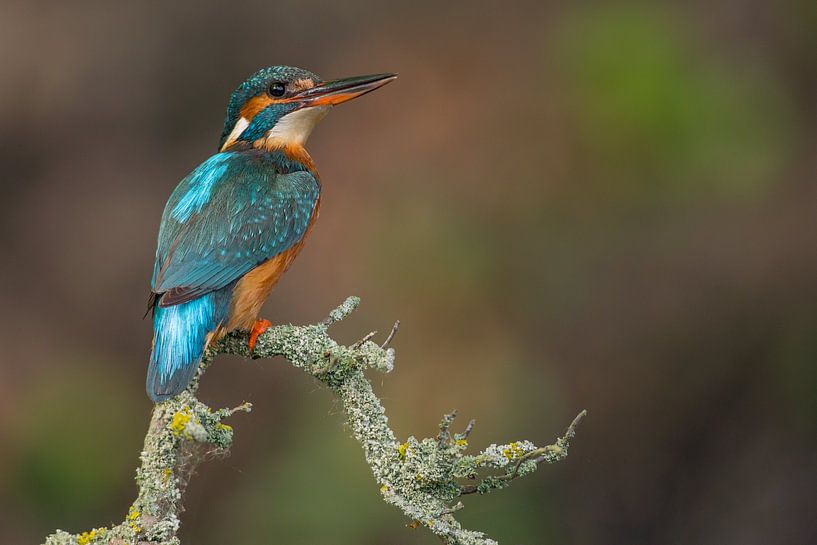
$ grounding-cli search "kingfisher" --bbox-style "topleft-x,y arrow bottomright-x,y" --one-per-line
146,66 -> 396,402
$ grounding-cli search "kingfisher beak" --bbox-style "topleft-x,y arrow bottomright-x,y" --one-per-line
292,73 -> 397,107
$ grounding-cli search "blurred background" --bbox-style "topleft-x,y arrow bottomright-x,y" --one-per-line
1,0 -> 816,543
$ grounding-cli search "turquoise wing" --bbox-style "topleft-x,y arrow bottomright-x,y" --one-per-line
151,150 -> 320,306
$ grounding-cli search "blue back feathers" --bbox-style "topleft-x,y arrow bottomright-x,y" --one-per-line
147,148 -> 320,401
152,150 -> 319,303
170,154 -> 232,222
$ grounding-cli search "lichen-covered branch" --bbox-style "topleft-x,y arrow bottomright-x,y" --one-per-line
44,297 -> 585,545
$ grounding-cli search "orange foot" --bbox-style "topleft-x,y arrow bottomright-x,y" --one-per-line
248,319 -> 272,353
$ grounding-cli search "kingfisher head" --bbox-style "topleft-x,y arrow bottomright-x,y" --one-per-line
219,66 -> 396,152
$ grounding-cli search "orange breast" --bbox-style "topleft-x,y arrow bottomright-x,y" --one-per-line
225,197 -> 321,331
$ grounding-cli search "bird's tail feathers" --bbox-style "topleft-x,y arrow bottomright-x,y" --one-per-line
147,294 -> 217,402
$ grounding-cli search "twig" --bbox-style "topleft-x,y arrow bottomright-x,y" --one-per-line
438,410 -> 458,445
321,295 -> 361,325
381,320 -> 400,347
353,330 -> 377,348
462,419 -> 477,439
459,410 -> 586,497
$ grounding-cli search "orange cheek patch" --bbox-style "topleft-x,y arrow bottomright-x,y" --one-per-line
240,94 -> 276,121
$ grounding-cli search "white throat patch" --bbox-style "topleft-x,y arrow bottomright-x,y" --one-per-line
264,106 -> 330,147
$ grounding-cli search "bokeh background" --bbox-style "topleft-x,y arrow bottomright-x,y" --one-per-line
1,1 -> 816,543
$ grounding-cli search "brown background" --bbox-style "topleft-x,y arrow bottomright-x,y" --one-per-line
1,1 -> 816,543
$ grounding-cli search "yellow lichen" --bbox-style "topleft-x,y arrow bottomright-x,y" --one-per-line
502,441 -> 526,460
162,467 -> 172,483
216,422 -> 233,432
169,409 -> 191,436
77,527 -> 106,545
398,442 -> 408,459
455,439 -> 468,447
380,484 -> 389,493
127,507 -> 142,534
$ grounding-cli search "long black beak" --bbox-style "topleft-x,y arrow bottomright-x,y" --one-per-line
289,73 -> 397,106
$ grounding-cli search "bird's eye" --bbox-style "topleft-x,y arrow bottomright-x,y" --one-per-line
268,82 -> 286,97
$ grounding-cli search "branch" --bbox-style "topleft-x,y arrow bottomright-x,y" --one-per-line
44,297 -> 585,545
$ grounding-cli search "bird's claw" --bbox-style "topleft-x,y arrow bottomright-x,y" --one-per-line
248,319 -> 273,353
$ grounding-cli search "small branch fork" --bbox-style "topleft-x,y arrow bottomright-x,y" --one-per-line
460,410 -> 587,495
43,297 -> 584,545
